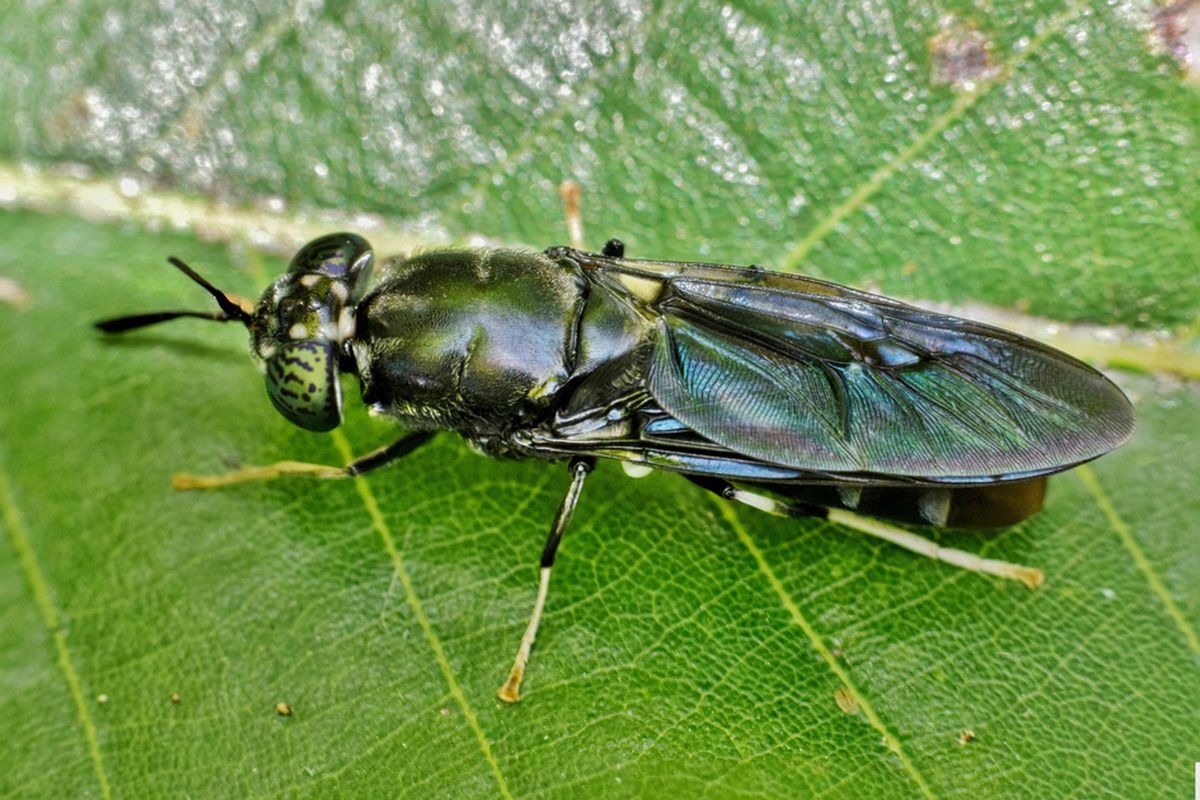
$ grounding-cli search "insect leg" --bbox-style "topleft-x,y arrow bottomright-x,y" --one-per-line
683,475 -> 827,519
823,508 -> 1044,589
558,181 -> 586,249
686,476 -> 1044,590
556,180 -> 626,257
172,431 -> 435,490
497,456 -> 594,703
343,431 -> 436,475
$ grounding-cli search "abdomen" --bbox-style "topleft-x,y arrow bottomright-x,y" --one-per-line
761,477 -> 1047,529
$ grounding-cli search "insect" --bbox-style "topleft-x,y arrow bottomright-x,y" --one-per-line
96,233 -> 1135,701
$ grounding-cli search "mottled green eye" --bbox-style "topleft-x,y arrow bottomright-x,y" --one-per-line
288,232 -> 374,297
264,341 -> 343,432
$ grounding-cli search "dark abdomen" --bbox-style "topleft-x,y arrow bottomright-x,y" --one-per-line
762,476 -> 1047,529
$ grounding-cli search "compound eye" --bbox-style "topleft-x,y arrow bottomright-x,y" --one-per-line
264,341 -> 343,432
288,233 -> 374,297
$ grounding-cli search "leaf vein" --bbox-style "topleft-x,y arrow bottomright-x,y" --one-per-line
0,465 -> 112,800
154,0 -> 305,149
330,431 -> 514,800
448,4 -> 666,219
782,0 -> 1090,271
1077,465 -> 1200,657
711,497 -> 937,800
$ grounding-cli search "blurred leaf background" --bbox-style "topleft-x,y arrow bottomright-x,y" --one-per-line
1,1 -> 1198,797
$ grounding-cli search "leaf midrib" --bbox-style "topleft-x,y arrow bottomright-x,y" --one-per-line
330,430 -> 516,800
0,464 -> 113,800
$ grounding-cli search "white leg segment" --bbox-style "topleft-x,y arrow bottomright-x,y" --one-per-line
723,487 -> 1044,590
497,567 -> 552,703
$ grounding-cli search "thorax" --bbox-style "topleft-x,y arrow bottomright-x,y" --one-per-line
351,248 -> 587,438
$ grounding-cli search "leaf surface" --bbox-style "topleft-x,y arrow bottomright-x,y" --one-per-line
2,1 -> 1199,797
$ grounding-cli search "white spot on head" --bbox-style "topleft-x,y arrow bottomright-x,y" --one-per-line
337,308 -> 356,341
300,274 -> 320,288
621,462 -> 653,479
288,322 -> 308,339
331,281 -> 349,301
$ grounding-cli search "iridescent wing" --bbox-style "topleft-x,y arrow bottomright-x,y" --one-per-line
569,250 -> 1135,481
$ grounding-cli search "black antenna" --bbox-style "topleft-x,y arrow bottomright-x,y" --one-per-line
166,256 -> 253,325
94,256 -> 253,333
94,310 -> 238,332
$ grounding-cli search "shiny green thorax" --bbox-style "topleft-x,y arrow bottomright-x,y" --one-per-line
348,248 -> 592,438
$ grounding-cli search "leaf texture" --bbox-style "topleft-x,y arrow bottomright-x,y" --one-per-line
1,0 -> 1199,797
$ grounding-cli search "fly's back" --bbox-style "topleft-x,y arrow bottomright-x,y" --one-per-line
350,249 -> 588,437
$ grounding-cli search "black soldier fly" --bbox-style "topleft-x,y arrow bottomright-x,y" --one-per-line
96,233 -> 1135,701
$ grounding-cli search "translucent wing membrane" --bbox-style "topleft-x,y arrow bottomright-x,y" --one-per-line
646,277 -> 1134,479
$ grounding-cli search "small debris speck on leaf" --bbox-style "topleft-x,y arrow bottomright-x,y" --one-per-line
929,16 -> 1001,90
275,702 -> 293,717
0,276 -> 30,308
1151,1 -> 1200,81
959,729 -> 977,745
170,692 -> 180,705
834,687 -> 859,715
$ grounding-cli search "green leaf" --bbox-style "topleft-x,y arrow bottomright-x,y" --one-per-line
2,2 -> 1199,799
